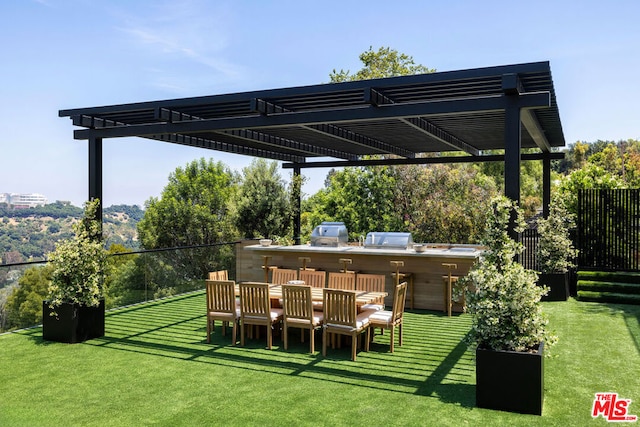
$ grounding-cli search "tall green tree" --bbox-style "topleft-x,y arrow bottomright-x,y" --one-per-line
4,264 -> 52,330
137,158 -> 238,279
233,159 -> 290,239
329,46 -> 435,82
303,166 -> 402,240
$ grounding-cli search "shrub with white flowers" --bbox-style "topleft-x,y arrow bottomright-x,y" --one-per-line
47,199 -> 106,313
464,196 -> 557,353
536,195 -> 577,274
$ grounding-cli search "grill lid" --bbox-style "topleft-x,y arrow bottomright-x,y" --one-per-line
310,222 -> 348,246
364,232 -> 414,249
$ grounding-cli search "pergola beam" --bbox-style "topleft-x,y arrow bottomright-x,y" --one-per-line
366,88 -> 481,156
282,152 -> 564,169
73,92 -> 551,140
252,98 -> 414,158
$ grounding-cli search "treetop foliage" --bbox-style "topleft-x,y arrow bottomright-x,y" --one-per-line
329,46 -> 435,82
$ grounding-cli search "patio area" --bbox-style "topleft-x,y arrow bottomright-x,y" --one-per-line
1,293 -> 638,426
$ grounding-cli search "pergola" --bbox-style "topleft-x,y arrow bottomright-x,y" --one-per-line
59,61 -> 565,242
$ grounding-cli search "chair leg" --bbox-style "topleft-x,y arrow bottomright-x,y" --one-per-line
351,333 -> 357,361
322,328 -> 327,356
240,322 -> 245,346
284,323 -> 289,350
207,318 -> 211,343
364,328 -> 370,352
231,321 -> 237,346
390,327 -> 395,353
267,324 -> 272,350
399,323 -> 403,347
310,327 -> 315,354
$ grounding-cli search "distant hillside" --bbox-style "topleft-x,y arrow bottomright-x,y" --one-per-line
0,203 -> 143,263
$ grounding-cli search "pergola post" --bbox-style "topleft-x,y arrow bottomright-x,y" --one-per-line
293,165 -> 302,245
503,74 -> 522,239
543,153 -> 551,218
88,136 -> 103,233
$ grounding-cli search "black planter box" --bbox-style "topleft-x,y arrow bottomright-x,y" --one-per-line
476,342 -> 544,415
538,272 -> 569,301
42,300 -> 105,343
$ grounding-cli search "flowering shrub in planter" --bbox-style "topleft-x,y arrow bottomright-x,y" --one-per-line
462,197 -> 557,414
536,195 -> 577,275
43,199 -> 107,342
535,196 -> 577,301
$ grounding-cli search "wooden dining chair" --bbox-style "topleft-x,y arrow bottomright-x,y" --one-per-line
206,279 -> 239,344
299,269 -> 326,288
207,269 -> 228,281
239,282 -> 283,349
322,288 -> 371,361
270,268 -> 298,284
355,273 -> 386,310
327,272 -> 355,290
369,281 -> 408,353
282,284 -> 324,353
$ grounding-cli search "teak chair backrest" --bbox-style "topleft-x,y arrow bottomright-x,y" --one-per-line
270,268 -> 298,284
206,279 -> 236,313
391,281 -> 408,324
355,273 -> 386,292
327,272 -> 356,290
282,285 -> 314,322
323,288 -> 357,328
239,282 -> 271,321
299,269 -> 326,288
208,270 -> 229,281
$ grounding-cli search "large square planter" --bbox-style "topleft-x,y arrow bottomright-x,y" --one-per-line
538,272 -> 569,301
42,300 -> 105,343
476,341 -> 544,415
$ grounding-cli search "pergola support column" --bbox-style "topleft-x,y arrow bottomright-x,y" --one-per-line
88,136 -> 103,233
293,165 -> 302,245
543,153 -> 551,218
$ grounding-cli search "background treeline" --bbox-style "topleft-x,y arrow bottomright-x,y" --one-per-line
2,138 -> 639,332
0,203 -> 144,263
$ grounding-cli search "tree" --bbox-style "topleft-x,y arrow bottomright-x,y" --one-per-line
329,46 -> 435,82
4,264 -> 53,330
137,158 -> 238,279
233,159 -> 290,239
303,166 -> 402,240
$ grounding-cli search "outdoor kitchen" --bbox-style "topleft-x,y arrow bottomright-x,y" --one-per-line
237,222 -> 482,312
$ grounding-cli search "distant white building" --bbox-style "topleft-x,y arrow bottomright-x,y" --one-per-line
0,193 -> 48,208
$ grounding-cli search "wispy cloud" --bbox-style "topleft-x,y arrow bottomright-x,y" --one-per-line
108,0 -> 245,93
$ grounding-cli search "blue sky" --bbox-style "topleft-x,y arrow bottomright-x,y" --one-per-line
1,0 -> 638,207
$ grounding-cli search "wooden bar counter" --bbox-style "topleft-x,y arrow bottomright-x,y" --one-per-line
236,242 -> 482,312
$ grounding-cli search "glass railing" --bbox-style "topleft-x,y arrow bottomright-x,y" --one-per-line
0,241 -> 241,333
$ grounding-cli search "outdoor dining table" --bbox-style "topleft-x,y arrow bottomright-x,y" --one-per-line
235,283 -> 387,308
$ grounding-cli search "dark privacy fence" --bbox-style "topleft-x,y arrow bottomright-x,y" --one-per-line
577,189 -> 640,272
521,228 -> 539,271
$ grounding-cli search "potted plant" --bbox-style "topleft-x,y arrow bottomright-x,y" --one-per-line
463,196 -> 557,415
535,195 -> 577,301
43,199 -> 107,343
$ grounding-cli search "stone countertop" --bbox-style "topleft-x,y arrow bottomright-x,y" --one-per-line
244,244 -> 482,259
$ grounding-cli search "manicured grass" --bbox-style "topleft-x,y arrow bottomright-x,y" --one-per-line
1,294 -> 639,426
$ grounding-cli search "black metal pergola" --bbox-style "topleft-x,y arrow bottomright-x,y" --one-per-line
59,61 -> 565,242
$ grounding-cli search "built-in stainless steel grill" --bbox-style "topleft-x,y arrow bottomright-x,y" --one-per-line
310,222 -> 349,247
364,232 -> 414,250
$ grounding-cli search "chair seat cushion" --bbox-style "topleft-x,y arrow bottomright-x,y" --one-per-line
208,309 -> 239,320
361,303 -> 384,311
243,308 -> 283,322
286,312 -> 323,327
368,310 -> 393,327
325,311 -> 370,331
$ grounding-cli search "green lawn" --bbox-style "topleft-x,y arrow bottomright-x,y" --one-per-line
1,294 -> 638,426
